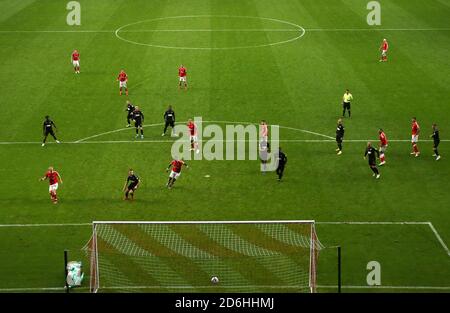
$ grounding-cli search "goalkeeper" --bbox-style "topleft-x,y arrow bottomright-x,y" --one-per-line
66,261 -> 84,288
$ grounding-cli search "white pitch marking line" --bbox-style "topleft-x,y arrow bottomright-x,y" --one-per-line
316,221 -> 430,225
1,28 -> 449,34
0,223 -> 91,227
306,28 -> 450,32
0,139 -> 448,145
317,285 -> 450,290
427,222 -> 450,256
1,284 -> 449,292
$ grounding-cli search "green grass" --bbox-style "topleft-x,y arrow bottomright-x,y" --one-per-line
0,0 -> 449,292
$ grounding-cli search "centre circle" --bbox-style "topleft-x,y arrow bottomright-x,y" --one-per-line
114,15 -> 306,50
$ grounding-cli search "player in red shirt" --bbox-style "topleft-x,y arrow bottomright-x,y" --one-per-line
178,65 -> 187,90
187,119 -> 199,153
39,166 -> 63,204
117,70 -> 129,96
71,50 -> 80,73
379,39 -> 389,62
378,128 -> 388,166
166,159 -> 188,189
260,120 -> 268,142
411,117 -> 420,157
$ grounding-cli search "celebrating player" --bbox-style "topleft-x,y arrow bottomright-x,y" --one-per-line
71,49 -> 80,73
378,128 -> 388,166
342,89 -> 353,118
125,100 -> 135,127
430,123 -> 441,161
379,39 -> 389,62
39,166 -> 63,204
276,147 -> 288,181
187,119 -> 199,153
336,119 -> 344,155
166,158 -> 188,189
42,115 -> 60,147
178,65 -> 187,90
411,117 -> 420,157
132,106 -> 144,139
123,169 -> 140,200
162,105 -> 176,136
117,69 -> 128,96
364,142 -> 381,179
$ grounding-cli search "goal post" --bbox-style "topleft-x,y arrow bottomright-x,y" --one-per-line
85,220 -> 322,293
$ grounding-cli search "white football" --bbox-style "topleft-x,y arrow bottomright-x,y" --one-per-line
211,276 -> 219,284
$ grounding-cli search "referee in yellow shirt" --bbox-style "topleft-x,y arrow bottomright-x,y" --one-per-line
342,89 -> 353,117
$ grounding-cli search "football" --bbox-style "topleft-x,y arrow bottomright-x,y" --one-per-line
211,276 -> 219,284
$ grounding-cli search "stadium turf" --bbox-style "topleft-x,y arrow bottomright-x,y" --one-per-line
0,0 -> 449,292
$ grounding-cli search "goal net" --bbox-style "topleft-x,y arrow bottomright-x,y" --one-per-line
84,220 -> 322,293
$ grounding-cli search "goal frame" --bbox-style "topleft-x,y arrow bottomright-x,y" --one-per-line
89,220 -> 318,293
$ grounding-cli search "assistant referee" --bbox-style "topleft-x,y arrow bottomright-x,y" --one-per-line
342,89 -> 353,118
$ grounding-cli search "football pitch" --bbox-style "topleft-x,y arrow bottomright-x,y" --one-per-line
0,0 -> 449,293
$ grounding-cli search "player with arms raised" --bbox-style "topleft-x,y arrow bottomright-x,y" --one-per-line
178,65 -> 187,90
71,50 -> 80,73
411,117 -> 420,157
166,158 -> 188,189
379,39 -> 389,62
39,166 -> 63,204
378,128 -> 388,166
117,69 -> 129,96
187,119 -> 199,153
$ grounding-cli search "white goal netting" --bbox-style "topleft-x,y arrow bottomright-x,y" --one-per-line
84,220 -> 322,293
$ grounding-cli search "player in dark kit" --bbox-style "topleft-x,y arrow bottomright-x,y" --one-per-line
162,105 -> 176,136
125,100 -> 135,127
42,116 -> 60,147
336,119 -> 344,155
132,106 -> 144,139
123,169 -> 140,200
276,147 -> 287,181
364,142 -> 381,179
430,123 -> 441,161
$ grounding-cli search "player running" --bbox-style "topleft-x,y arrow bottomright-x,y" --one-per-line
379,39 -> 389,62
123,169 -> 140,200
378,128 -> 388,166
117,70 -> 128,96
342,89 -> 353,118
39,166 -> 63,204
336,119 -> 344,155
411,117 -> 420,157
364,142 -> 381,179
162,105 -> 176,137
430,123 -> 441,161
178,65 -> 187,90
71,50 -> 80,73
187,119 -> 199,153
125,100 -> 135,127
132,106 -> 144,139
42,115 -> 60,147
166,158 -> 188,189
